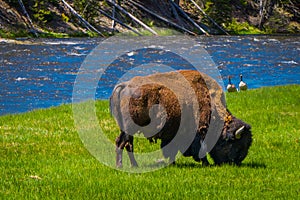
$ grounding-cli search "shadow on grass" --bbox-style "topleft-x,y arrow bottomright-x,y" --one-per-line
240,162 -> 267,169
171,162 -> 206,168
170,161 -> 267,169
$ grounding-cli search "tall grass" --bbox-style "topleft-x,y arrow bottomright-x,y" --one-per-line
0,85 -> 299,199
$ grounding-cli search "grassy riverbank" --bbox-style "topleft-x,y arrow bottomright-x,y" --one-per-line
1,85 -> 299,199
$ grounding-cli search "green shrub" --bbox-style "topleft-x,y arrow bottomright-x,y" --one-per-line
61,13 -> 69,23
225,18 -> 264,34
31,1 -> 54,24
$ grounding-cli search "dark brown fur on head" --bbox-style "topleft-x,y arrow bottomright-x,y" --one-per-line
209,110 -> 252,165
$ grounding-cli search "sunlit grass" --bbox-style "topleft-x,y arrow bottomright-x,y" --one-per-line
116,26 -> 182,37
0,85 -> 299,199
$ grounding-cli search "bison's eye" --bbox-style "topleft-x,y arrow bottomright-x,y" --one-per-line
235,126 -> 245,139
225,131 -> 234,141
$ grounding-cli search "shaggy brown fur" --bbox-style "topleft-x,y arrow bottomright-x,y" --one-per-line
110,70 -> 252,167
128,70 -> 211,142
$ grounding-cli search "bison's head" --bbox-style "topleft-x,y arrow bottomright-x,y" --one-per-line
209,111 -> 252,165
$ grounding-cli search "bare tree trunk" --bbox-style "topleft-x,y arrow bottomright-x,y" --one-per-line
128,0 -> 197,35
111,0 -> 116,31
260,0 -> 277,28
106,0 -> 158,35
170,0 -> 209,35
61,0 -> 104,36
17,0 -> 38,37
258,0 -> 264,28
170,0 -> 184,26
99,8 -> 142,36
189,0 -> 229,35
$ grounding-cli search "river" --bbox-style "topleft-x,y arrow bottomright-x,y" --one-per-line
0,35 -> 299,116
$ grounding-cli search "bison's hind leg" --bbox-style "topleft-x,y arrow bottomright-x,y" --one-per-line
115,131 -> 138,168
115,131 -> 125,168
161,139 -> 177,165
125,135 -> 138,167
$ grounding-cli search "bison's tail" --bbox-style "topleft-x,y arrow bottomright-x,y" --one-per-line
109,83 -> 126,128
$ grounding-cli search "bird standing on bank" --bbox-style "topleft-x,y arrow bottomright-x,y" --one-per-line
239,74 -> 248,91
227,76 -> 237,92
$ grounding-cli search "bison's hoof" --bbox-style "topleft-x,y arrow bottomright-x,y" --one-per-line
116,164 -> 123,168
201,160 -> 210,167
131,164 -> 138,168
169,160 -> 176,165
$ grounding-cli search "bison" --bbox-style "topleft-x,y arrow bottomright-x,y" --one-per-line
110,70 -> 252,167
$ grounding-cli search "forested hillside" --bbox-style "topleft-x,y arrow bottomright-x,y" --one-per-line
0,0 -> 299,37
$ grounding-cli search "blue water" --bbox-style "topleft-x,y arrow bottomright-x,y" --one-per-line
0,36 -> 299,116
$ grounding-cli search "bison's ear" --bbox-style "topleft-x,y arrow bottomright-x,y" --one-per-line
235,126 -> 245,139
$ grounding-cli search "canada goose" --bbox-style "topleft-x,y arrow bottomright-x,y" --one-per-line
239,74 -> 248,91
227,76 -> 237,92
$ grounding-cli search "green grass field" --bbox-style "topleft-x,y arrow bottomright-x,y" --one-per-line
1,85 -> 299,199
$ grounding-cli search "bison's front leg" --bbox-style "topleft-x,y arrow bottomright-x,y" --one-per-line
115,131 -> 138,168
200,156 -> 210,166
191,151 -> 210,166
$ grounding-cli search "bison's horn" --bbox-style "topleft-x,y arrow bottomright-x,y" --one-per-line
235,126 -> 245,139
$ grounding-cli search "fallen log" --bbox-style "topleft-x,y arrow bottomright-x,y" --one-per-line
111,0 -> 116,30
170,0 -> 209,36
170,0 -> 184,26
98,8 -> 142,36
17,0 -> 38,37
128,0 -> 197,36
61,0 -> 104,36
189,0 -> 229,35
106,0 -> 158,35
